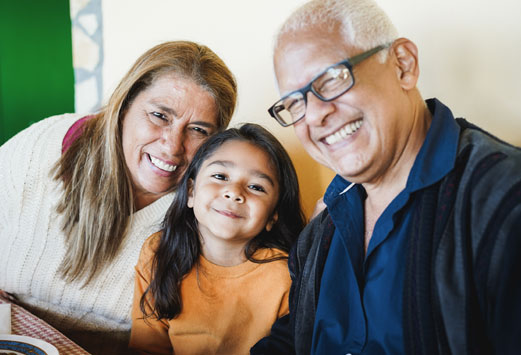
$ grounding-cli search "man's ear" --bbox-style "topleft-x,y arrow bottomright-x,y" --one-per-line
390,38 -> 419,90
266,212 -> 279,232
187,178 -> 194,208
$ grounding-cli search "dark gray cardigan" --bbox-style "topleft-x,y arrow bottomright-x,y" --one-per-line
252,119 -> 521,355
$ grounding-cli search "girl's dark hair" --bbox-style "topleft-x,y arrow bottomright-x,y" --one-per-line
140,123 -> 305,320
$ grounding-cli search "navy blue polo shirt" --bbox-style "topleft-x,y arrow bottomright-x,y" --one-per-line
311,99 -> 460,355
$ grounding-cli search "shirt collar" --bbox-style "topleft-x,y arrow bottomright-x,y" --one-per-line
406,98 -> 460,191
324,174 -> 359,206
324,98 -> 460,205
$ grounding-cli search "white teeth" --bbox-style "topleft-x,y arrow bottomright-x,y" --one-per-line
325,120 -> 363,145
149,155 -> 177,172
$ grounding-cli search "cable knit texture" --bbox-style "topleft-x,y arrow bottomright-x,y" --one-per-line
0,114 -> 174,354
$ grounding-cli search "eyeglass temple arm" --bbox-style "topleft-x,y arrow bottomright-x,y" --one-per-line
348,42 -> 393,66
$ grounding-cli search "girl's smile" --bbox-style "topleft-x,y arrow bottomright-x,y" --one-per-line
214,208 -> 243,219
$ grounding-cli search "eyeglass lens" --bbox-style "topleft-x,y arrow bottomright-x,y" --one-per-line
275,63 -> 354,125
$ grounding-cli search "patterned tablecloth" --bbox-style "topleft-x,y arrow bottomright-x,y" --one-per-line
0,295 -> 90,354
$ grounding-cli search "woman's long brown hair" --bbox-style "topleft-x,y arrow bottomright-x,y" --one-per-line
52,41 -> 237,284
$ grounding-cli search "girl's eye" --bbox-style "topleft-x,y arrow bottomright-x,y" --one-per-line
211,173 -> 227,181
248,184 -> 266,193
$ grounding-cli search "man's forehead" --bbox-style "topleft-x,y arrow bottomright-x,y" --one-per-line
274,31 -> 353,93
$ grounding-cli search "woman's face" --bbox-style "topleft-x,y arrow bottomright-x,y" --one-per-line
121,73 -> 219,210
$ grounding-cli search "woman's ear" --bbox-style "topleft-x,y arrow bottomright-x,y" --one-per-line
390,38 -> 419,90
265,212 -> 279,232
187,179 -> 194,208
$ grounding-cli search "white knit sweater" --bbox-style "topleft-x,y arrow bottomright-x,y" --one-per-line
0,114 -> 174,354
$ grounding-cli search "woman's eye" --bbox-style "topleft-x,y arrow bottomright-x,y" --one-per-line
211,173 -> 227,181
153,112 -> 166,119
191,126 -> 210,136
149,112 -> 168,125
249,184 -> 266,193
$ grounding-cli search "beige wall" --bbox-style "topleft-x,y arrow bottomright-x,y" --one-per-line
98,0 -> 521,218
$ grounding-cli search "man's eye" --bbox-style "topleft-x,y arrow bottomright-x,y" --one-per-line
284,97 -> 305,113
316,67 -> 350,94
319,77 -> 344,93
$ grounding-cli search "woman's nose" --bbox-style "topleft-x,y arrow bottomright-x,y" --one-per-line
161,125 -> 185,156
223,187 -> 244,203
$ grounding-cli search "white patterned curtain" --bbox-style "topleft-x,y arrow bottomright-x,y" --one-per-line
70,0 -> 103,114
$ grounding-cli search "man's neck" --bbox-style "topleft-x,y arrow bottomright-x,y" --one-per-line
364,95 -> 431,202
362,95 -> 432,251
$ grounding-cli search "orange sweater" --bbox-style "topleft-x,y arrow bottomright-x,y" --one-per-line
130,233 -> 290,355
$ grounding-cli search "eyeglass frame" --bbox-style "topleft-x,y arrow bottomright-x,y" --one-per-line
268,43 -> 392,127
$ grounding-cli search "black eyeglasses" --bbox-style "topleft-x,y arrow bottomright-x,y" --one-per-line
268,43 -> 391,127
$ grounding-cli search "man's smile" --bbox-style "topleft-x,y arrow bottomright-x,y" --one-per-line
324,119 -> 363,145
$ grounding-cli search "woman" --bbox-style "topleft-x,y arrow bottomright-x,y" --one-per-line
0,41 -> 237,354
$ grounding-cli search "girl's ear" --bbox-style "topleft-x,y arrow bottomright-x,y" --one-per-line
187,178 -> 194,208
265,212 -> 278,232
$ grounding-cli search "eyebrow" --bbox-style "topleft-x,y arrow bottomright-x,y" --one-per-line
208,160 -> 276,187
191,121 -> 217,129
151,103 -> 177,116
150,103 -> 217,129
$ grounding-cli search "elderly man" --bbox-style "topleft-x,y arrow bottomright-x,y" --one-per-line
251,0 -> 521,354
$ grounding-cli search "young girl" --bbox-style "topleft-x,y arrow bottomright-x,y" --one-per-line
130,123 -> 305,354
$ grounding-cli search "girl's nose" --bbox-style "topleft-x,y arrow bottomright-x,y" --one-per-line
223,188 -> 244,203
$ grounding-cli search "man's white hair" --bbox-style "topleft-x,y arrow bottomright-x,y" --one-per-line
276,0 -> 398,61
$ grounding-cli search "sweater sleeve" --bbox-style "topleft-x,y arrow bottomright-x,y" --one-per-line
484,181 -> 521,353
0,115 -> 69,258
0,113 -> 88,216
457,129 -> 521,353
129,233 -> 172,355
0,121 -> 32,239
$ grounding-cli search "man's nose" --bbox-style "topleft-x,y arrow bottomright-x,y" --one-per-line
304,92 -> 335,126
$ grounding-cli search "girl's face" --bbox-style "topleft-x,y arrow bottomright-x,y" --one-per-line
187,140 -> 280,252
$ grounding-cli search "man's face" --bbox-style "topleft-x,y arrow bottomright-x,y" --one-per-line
274,28 -> 415,184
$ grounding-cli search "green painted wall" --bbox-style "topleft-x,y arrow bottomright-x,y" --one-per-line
0,0 -> 74,145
